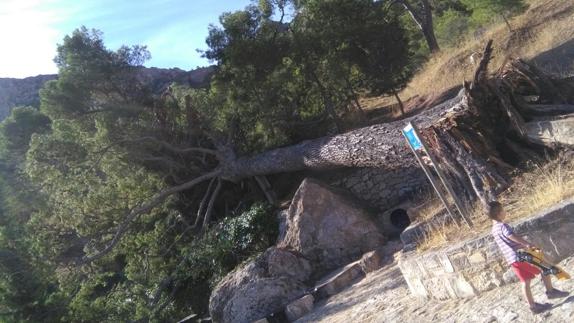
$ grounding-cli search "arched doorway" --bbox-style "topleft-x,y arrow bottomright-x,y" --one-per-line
390,208 -> 411,232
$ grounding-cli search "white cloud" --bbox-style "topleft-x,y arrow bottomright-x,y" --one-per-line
0,0 -> 68,78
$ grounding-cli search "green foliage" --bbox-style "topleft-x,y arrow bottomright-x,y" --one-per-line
0,107 -> 66,322
157,202 -> 277,316
193,202 -> 276,283
0,106 -> 50,160
435,9 -> 470,47
204,0 -> 411,151
461,0 -> 527,27
297,0 -> 411,95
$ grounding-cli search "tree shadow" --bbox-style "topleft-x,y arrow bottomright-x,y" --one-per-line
531,39 -> 574,77
550,294 -> 574,310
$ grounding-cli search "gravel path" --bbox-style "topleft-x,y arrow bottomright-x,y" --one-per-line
297,255 -> 574,323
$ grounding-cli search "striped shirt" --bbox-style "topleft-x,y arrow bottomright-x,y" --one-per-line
492,221 -> 520,265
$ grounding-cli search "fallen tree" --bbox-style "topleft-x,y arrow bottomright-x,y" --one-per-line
83,40 -> 574,263
417,41 -> 574,209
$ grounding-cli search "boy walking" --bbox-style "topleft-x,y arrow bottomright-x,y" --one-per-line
489,201 -> 569,313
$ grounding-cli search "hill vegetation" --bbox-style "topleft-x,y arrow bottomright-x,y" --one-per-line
2,0 -> 569,321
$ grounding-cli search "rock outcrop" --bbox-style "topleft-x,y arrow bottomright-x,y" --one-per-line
0,74 -> 57,120
209,178 -> 386,323
278,178 -> 386,276
0,66 -> 214,121
209,247 -> 311,323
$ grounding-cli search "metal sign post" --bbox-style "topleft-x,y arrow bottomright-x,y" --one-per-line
402,122 -> 473,228
402,123 -> 460,227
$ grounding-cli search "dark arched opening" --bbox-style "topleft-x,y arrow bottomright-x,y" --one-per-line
390,208 -> 411,231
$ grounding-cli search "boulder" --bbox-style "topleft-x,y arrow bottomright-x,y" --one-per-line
209,247 -> 311,323
278,178 -> 385,276
284,294 -> 314,322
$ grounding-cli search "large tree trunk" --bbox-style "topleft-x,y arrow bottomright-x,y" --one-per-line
219,88 -> 468,181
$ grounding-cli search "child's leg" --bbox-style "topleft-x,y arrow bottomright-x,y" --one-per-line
541,274 -> 553,291
522,279 -> 535,307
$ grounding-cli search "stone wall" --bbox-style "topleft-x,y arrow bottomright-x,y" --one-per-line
398,199 -> 574,300
334,166 -> 427,211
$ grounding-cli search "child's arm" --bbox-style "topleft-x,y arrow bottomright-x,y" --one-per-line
508,234 -> 535,248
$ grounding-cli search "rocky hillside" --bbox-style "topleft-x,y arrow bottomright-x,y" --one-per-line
0,74 -> 57,120
0,66 -> 215,121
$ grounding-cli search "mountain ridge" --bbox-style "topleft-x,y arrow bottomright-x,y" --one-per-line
0,66 -> 215,121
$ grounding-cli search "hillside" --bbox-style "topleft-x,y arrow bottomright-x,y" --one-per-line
362,0 -> 574,112
0,66 -> 214,121
0,74 -> 57,120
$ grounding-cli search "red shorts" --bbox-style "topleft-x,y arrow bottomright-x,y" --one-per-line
512,261 -> 541,282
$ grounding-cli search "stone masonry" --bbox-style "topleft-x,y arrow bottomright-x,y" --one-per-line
335,166 -> 427,211
399,199 -> 574,300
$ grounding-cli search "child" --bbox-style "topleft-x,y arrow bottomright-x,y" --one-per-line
488,201 -> 569,314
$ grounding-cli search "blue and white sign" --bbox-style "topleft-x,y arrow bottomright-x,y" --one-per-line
403,123 -> 422,150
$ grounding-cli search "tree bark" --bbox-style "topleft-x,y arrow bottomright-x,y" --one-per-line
398,0 -> 440,53
391,89 -> 406,115
218,87 -> 469,181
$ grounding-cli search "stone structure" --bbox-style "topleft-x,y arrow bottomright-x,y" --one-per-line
400,210 -> 451,250
398,199 -> 574,300
335,166 -> 427,211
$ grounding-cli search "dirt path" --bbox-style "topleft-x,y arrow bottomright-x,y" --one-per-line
297,256 -> 574,323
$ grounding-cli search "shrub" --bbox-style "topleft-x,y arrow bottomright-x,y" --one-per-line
435,9 -> 471,47
176,202 -> 278,315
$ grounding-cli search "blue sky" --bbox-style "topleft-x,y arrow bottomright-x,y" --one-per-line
0,0 -> 252,78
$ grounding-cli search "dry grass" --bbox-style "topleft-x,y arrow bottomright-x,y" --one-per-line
415,154 -> 574,252
364,0 -> 574,111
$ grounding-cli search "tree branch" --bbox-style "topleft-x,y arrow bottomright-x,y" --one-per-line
193,177 -> 216,228
472,40 -> 494,88
202,178 -> 222,231
79,170 -> 221,265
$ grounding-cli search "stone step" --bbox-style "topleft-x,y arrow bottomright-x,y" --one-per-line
275,245 -> 398,322
284,294 -> 315,322
314,261 -> 365,299
360,248 -> 387,274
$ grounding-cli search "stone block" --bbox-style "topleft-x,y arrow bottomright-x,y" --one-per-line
252,319 -> 269,323
284,294 -> 314,322
314,262 -> 364,299
359,249 -> 384,274
449,252 -> 470,271
417,260 -> 429,276
443,277 -> 457,299
469,271 -> 502,293
468,252 -> 486,264
502,267 -> 519,284
485,243 -> 501,261
424,277 -> 454,300
439,254 -> 455,273
405,277 -> 428,298
422,254 -> 441,271
451,275 -> 476,298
